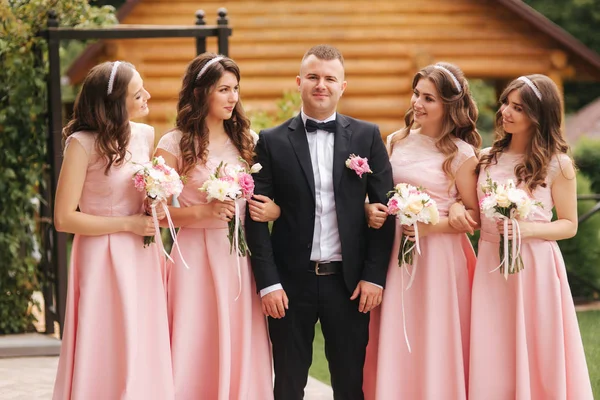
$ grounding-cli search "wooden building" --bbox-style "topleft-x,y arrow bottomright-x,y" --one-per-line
67,0 -> 600,136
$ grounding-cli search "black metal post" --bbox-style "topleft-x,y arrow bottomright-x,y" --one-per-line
46,10 -> 69,335
217,8 -> 230,56
34,38 -> 56,335
195,10 -> 206,55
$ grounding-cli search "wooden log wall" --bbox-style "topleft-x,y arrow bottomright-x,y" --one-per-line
103,0 -> 572,136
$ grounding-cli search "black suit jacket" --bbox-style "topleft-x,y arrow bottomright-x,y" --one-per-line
245,113 -> 395,293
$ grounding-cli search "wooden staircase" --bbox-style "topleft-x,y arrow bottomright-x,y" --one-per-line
109,0 -> 560,136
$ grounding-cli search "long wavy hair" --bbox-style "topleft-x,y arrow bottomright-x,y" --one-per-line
62,61 -> 135,174
174,53 -> 253,176
391,62 -> 481,184
476,74 -> 571,192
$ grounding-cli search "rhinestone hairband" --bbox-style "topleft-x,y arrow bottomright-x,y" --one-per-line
196,56 -> 225,81
107,61 -> 121,95
517,76 -> 542,101
434,65 -> 462,93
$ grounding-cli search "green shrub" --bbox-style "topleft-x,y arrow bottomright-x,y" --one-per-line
0,0 -> 116,334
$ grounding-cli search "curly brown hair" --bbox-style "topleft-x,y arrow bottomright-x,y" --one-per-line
174,53 -> 254,177
391,62 -> 481,184
476,74 -> 571,192
62,61 -> 135,174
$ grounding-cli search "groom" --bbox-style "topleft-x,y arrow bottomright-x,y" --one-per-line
246,44 -> 394,400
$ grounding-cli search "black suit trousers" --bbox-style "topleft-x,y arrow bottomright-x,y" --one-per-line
268,270 -> 369,400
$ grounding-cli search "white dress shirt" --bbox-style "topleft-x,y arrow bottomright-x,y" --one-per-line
260,111 -> 380,297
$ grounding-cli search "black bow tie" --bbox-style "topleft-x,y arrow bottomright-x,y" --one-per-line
305,119 -> 337,134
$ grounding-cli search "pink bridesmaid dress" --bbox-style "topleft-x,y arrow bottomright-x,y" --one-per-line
157,130 -> 273,400
53,122 -> 174,400
469,150 -> 593,399
363,131 -> 477,400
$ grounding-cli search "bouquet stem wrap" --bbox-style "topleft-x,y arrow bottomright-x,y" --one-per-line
490,209 -> 523,279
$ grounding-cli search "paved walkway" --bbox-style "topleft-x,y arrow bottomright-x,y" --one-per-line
0,356 -> 333,400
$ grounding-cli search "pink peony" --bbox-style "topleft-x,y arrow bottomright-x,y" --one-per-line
387,197 -> 400,215
345,154 -> 372,178
238,172 -> 255,198
133,173 -> 146,191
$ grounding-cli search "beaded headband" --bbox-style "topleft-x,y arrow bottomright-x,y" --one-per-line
434,65 -> 462,93
107,61 -> 121,95
517,76 -> 542,101
196,56 -> 225,81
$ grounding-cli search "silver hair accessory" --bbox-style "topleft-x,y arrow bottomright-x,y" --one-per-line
196,56 -> 225,81
517,76 -> 542,101
434,64 -> 462,93
107,61 -> 121,96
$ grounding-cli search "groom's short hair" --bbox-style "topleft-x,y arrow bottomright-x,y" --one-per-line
301,44 -> 345,66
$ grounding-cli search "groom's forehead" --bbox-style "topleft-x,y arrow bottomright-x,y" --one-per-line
299,56 -> 345,79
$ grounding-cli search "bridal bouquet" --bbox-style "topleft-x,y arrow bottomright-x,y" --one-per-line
133,156 -> 184,246
386,183 -> 440,269
479,174 -> 541,277
199,158 -> 262,257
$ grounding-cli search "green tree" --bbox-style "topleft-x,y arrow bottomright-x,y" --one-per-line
0,0 -> 116,334
524,0 -> 600,111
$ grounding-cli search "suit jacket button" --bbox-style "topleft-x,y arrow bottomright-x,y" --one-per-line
307,243 -> 311,248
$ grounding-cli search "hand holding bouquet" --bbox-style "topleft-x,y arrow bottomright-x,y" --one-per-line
199,158 -> 262,257
479,174 -> 541,277
133,156 -> 184,246
387,183 -> 440,270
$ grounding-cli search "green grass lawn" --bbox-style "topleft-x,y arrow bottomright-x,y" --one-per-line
309,310 -> 600,394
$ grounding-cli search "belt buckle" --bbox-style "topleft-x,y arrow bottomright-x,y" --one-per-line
315,262 -> 325,276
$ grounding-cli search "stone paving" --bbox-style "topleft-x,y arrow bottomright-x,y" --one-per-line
0,355 -> 333,400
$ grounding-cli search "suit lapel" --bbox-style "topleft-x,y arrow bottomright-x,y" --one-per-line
288,114 -> 316,199
333,114 -> 352,191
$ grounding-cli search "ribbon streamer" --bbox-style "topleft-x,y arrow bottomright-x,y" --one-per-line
233,199 -> 243,301
400,221 -> 423,353
490,209 -> 522,279
151,201 -> 190,269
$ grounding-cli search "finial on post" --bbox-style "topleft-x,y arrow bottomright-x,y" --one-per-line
195,10 -> 206,26
47,10 -> 58,28
217,8 -> 228,26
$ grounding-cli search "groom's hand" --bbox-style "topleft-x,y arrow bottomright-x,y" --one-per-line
351,281 -> 383,313
262,289 -> 289,319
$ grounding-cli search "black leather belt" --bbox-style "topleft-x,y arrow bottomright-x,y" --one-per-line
309,261 -> 342,275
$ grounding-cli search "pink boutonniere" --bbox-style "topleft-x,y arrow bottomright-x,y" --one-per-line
345,154 -> 372,178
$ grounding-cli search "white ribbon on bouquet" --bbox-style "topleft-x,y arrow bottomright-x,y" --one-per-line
400,221 -> 423,354
232,199 -> 242,301
150,201 -> 190,270
489,209 -> 522,280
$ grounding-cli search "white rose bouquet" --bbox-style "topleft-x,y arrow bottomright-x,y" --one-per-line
479,174 -> 541,277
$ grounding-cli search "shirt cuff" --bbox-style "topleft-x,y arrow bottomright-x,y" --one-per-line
260,283 -> 283,297
363,280 -> 383,289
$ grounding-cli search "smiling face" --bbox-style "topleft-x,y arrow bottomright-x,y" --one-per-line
206,71 -> 239,123
501,89 -> 533,136
411,77 -> 444,132
296,54 -> 347,120
125,69 -> 150,119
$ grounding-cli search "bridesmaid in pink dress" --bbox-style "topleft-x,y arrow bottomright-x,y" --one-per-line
468,75 -> 593,399
53,61 -> 174,399
155,54 -> 275,400
363,62 -> 480,399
